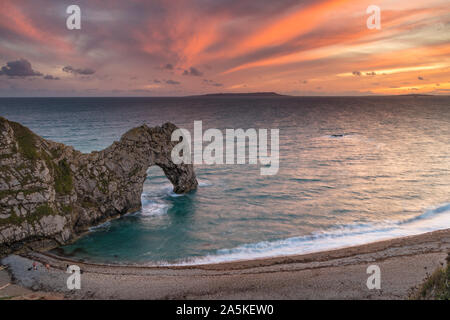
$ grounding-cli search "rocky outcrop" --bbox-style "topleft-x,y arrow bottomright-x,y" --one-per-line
0,117 -> 197,255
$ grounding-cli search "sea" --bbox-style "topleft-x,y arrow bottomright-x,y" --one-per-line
0,95 -> 449,265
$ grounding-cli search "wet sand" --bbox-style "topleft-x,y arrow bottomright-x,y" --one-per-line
1,229 -> 449,299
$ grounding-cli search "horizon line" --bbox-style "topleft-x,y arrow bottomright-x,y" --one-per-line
0,93 -> 445,99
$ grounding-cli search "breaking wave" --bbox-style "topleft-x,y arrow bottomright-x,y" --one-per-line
173,203 -> 450,265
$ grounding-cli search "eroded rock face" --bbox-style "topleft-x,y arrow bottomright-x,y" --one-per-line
0,117 -> 197,255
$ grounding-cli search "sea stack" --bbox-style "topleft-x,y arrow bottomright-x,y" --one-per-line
0,117 -> 197,255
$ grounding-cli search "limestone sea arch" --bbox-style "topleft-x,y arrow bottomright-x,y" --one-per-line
0,117 -> 197,255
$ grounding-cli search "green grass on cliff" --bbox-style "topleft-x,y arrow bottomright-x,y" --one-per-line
34,204 -> 54,216
0,190 -> 16,198
0,188 -> 46,200
8,121 -> 38,161
39,150 -> 73,195
54,159 -> 73,195
412,256 -> 450,300
2,118 -> 73,195
0,204 -> 54,227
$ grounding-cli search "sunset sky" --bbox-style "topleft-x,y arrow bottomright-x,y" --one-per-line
0,0 -> 449,96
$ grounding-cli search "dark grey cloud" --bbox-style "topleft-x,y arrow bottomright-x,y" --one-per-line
154,79 -> 161,83
0,59 -> 42,77
43,74 -> 60,80
164,64 -> 174,70
166,80 -> 180,85
203,79 -> 223,87
418,76 -> 424,80
183,67 -> 203,76
352,71 -> 361,76
62,65 -> 95,75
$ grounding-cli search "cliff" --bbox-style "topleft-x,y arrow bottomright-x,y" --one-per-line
0,117 -> 197,255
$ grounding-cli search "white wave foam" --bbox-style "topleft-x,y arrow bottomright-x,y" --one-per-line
198,180 -> 212,187
167,180 -> 211,197
140,188 -> 171,216
146,183 -> 185,198
141,202 -> 169,216
168,190 -> 185,197
143,179 -> 210,200
173,203 -> 450,266
89,221 -> 111,231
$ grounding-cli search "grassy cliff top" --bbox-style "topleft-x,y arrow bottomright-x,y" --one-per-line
412,255 -> 450,300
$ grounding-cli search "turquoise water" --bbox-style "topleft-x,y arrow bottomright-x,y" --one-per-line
0,96 -> 449,264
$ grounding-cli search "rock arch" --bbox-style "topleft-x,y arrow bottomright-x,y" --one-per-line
72,122 -> 198,225
0,118 -> 197,253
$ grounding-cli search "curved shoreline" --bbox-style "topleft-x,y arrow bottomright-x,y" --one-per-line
1,228 -> 449,299
38,228 -> 450,270
46,201 -> 450,267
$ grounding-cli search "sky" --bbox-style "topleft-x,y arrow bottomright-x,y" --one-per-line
0,0 -> 449,97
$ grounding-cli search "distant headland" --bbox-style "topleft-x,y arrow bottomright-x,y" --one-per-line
189,92 -> 288,98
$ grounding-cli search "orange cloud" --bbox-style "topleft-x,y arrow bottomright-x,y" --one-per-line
220,0 -> 351,59
0,1 -> 72,54
136,1 -> 229,68
222,3 -> 450,75
372,82 -> 450,94
1,0 -> 448,96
